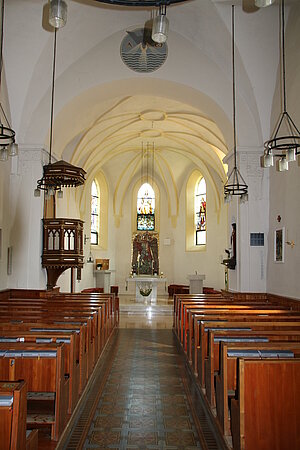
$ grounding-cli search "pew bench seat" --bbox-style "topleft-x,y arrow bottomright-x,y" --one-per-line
0,343 -> 69,441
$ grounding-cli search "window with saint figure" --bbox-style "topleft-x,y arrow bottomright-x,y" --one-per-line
195,178 -> 206,245
91,180 -> 99,245
137,183 -> 155,231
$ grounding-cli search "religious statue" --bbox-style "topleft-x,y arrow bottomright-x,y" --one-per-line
222,223 -> 236,270
132,232 -> 159,275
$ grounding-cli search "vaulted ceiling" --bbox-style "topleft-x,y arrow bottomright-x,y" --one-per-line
7,0 -> 297,211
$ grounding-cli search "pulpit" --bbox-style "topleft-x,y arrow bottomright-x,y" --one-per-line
187,274 -> 205,294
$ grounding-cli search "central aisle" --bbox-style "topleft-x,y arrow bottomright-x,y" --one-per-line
62,329 -> 223,450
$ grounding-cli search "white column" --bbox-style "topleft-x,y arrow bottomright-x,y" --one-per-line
8,146 -> 47,289
224,148 -> 269,293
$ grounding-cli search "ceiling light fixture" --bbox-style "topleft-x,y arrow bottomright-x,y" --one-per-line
91,0 -> 187,6
35,5 -> 85,198
262,0 -> 300,171
0,0 -> 18,163
255,0 -> 275,7
152,4 -> 169,44
49,0 -> 67,29
224,6 -> 248,204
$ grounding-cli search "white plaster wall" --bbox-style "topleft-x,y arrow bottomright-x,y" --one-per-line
7,148 -> 46,289
0,159 -> 11,290
267,163 -> 300,300
224,149 -> 269,293
173,177 -> 227,290
266,3 -> 300,300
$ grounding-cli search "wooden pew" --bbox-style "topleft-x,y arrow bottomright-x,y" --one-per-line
0,380 -> 38,450
0,321 -> 88,396
0,288 -> 119,444
184,302 -> 290,357
185,304 -> 297,358
230,358 -> 300,450
205,328 -> 300,407
0,295 -> 117,389
0,310 -> 95,377
1,289 -> 119,342
173,293 -> 225,334
0,306 -> 98,371
175,297 -> 288,352
0,342 -> 69,441
45,292 -> 119,333
0,294 -> 115,356
193,317 -> 300,384
0,288 -> 118,334
0,330 -> 79,414
215,341 -> 300,437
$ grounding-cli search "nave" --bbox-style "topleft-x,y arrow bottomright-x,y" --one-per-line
1,290 -> 299,450
60,297 -> 223,449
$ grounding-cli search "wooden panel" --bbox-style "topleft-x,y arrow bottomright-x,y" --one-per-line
14,358 -> 57,392
243,360 -> 300,450
0,406 -> 13,450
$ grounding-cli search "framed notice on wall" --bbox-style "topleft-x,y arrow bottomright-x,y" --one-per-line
274,228 -> 285,263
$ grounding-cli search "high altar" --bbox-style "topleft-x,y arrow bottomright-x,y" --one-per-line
128,231 -> 166,301
126,276 -> 167,302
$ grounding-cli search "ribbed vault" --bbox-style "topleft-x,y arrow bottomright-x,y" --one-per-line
69,94 -> 228,221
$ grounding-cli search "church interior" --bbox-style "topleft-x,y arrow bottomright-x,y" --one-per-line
0,0 -> 299,449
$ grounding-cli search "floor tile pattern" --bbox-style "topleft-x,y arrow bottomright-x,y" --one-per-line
83,329 -> 202,449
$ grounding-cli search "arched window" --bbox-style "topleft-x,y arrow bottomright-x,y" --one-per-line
137,183 -> 155,231
195,177 -> 206,245
91,180 -> 100,245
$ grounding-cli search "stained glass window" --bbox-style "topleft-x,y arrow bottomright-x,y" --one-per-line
137,183 -> 155,231
195,178 -> 206,245
91,180 -> 99,245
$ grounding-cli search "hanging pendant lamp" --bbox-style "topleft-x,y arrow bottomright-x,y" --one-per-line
255,0 -> 275,7
91,0 -> 186,6
152,4 -> 169,44
49,0 -> 67,29
35,11 -> 85,198
262,0 -> 300,171
224,6 -> 248,203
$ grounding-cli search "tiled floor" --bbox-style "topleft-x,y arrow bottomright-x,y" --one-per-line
62,297 -> 223,450
83,329 -> 202,449
119,295 -> 173,329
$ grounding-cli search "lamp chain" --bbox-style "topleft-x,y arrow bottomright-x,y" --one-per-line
0,0 -> 4,91
49,28 -> 57,164
281,0 -> 286,113
232,5 -> 237,169
0,0 -> 12,129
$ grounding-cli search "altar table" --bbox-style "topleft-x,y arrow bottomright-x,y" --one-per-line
126,276 -> 167,302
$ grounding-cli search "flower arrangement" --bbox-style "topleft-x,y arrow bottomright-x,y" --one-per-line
139,287 -> 152,297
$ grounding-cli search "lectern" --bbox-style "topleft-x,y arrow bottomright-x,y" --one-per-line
187,274 -> 205,294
